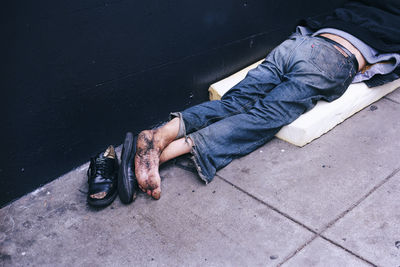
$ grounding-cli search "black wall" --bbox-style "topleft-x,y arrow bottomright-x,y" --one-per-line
2,0 -> 346,206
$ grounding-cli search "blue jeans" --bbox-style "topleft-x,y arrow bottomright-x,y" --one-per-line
173,33 -> 357,183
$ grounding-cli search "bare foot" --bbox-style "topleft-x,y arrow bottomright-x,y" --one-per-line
135,130 -> 168,199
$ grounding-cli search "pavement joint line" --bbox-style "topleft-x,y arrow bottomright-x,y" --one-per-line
175,165 -> 361,242
302,166 -> 400,266
216,174 -> 375,267
318,234 -> 377,266
215,174 -> 319,234
287,166 -> 399,266
215,174 -> 336,267
216,166 -> 400,266
319,166 -> 400,233
383,86 -> 400,104
276,233 -> 376,267
384,95 -> 400,104
215,174 -> 329,266
276,234 -> 319,267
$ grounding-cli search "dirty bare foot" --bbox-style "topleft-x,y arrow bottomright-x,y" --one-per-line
135,129 -> 170,200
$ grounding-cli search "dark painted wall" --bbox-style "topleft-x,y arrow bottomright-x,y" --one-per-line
1,0 -> 346,206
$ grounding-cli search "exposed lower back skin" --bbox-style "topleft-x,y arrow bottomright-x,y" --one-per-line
319,33 -> 367,71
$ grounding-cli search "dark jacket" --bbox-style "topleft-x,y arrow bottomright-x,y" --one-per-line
300,0 -> 400,86
301,0 -> 400,53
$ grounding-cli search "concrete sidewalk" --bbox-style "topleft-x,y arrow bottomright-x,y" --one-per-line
1,89 -> 399,267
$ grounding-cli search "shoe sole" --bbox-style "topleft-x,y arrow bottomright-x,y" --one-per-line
87,188 -> 118,207
118,132 -> 137,204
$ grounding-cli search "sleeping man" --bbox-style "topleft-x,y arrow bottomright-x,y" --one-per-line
87,0 -> 400,207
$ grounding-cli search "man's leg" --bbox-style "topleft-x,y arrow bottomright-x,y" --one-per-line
186,35 -> 358,182
177,54 -> 283,135
186,81 -> 323,182
159,137 -> 193,164
135,33 -> 358,198
134,49 -> 285,199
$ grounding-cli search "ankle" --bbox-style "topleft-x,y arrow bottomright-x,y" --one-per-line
158,118 -> 180,142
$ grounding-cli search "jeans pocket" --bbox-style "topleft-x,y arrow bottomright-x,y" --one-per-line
309,44 -> 346,80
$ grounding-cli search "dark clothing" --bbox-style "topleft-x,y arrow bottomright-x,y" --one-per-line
301,0 -> 400,53
301,0 -> 400,86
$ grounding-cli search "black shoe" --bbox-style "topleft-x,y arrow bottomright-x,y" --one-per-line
87,146 -> 119,207
118,132 -> 138,204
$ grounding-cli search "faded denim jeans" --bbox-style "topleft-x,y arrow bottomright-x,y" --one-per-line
172,33 -> 358,183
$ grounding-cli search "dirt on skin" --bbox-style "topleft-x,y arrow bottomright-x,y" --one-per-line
135,130 -> 163,199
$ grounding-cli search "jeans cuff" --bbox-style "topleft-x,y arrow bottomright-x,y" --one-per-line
187,133 -> 214,184
169,112 -> 186,140
170,112 -> 214,184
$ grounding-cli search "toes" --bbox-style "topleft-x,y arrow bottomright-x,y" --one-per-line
151,187 -> 161,200
147,190 -> 152,196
